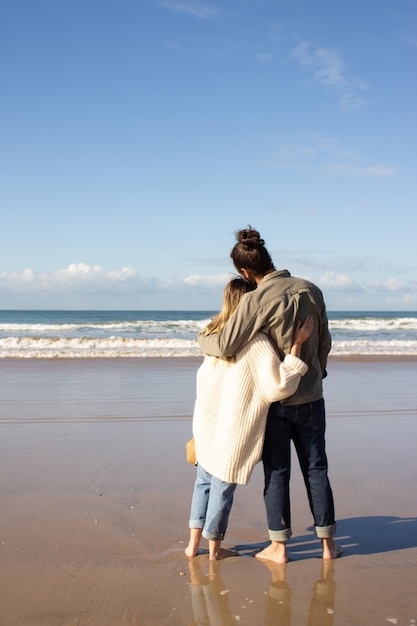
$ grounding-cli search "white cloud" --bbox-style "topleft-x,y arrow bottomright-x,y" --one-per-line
0,264 -> 230,309
325,163 -> 399,177
316,272 -> 417,309
266,132 -> 397,178
257,51 -> 274,62
292,42 -> 345,86
183,273 -> 231,286
319,275 -> 417,310
64,263 -> 102,276
367,277 -> 416,294
156,0 -> 220,19
269,22 -> 285,36
318,271 -> 362,291
0,268 -> 35,283
0,264 -> 139,296
1,264 -> 415,310
290,41 -> 368,110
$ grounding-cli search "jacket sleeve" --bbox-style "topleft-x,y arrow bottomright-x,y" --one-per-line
318,300 -> 331,378
198,293 -> 261,357
246,335 -> 308,403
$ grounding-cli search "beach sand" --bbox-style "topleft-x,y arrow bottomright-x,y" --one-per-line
0,357 -> 416,625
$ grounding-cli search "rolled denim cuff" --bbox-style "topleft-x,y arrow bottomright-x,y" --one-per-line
315,523 -> 336,538
202,529 -> 225,542
189,520 -> 204,530
268,527 -> 292,542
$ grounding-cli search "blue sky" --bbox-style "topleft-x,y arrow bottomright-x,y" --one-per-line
1,0 -> 416,310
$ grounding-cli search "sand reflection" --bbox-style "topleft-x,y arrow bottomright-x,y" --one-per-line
187,558 -> 337,625
188,558 -> 236,625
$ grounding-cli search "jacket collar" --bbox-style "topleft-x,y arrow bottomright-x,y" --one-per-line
261,269 -> 291,283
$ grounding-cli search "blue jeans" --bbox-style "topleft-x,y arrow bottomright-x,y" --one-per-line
189,463 -> 237,541
262,398 -> 336,541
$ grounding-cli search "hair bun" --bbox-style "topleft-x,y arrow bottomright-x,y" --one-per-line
235,227 -> 264,248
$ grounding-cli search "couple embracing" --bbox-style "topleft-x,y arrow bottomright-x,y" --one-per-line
185,227 -> 342,563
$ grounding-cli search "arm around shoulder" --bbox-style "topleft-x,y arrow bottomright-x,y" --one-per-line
198,331 -> 225,358
198,295 -> 259,357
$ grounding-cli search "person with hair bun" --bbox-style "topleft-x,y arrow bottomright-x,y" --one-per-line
198,227 -> 341,563
186,277 -> 313,561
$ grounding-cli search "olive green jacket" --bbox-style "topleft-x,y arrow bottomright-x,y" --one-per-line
198,270 -> 331,406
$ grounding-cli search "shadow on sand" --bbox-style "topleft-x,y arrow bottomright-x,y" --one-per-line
233,515 -> 417,559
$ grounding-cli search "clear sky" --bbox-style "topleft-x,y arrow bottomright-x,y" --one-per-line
1,0 -> 416,310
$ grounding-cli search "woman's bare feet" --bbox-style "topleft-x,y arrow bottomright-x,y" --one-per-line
255,541 -> 288,564
185,528 -> 203,557
209,540 -> 238,560
210,547 -> 238,561
321,537 -> 343,559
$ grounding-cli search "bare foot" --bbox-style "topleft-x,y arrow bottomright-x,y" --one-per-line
321,537 -> 343,560
255,541 -> 288,564
185,528 -> 203,557
209,547 -> 238,561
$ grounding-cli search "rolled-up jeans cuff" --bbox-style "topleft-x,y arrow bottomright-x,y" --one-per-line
268,528 -> 292,542
189,520 -> 204,530
202,529 -> 225,541
315,523 -> 336,538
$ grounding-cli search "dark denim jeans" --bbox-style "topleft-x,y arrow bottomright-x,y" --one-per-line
262,398 -> 335,541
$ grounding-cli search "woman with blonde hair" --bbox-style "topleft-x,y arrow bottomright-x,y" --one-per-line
186,277 -> 313,560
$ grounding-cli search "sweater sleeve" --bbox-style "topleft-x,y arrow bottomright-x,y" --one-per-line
246,335 -> 308,404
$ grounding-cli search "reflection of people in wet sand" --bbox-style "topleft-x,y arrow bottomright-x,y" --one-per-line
262,560 -> 336,626
198,228 -> 342,563
186,277 -> 313,561
307,560 -> 336,626
263,562 -> 292,626
188,559 -> 236,626
186,558 -> 337,626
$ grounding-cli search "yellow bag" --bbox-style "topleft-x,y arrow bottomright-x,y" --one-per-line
186,438 -> 197,465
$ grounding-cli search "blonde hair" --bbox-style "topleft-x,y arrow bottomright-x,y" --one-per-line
201,277 -> 253,336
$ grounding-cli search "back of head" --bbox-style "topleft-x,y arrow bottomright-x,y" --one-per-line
231,226 -> 274,277
202,276 -> 254,336
222,277 -> 251,316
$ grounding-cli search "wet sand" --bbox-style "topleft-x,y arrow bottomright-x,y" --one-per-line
0,357 -> 416,625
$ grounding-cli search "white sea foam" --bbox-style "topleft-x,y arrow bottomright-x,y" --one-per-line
0,336 -> 416,358
0,337 -> 202,358
329,317 -> 417,331
0,319 -> 210,338
331,340 -> 417,356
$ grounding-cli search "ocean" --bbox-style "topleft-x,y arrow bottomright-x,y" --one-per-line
0,310 -> 416,358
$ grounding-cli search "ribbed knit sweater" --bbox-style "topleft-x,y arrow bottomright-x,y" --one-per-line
193,332 -> 308,485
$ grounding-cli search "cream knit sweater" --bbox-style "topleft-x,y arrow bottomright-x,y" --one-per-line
193,332 -> 308,485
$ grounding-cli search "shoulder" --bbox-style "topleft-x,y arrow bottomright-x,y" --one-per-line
290,275 -> 323,297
